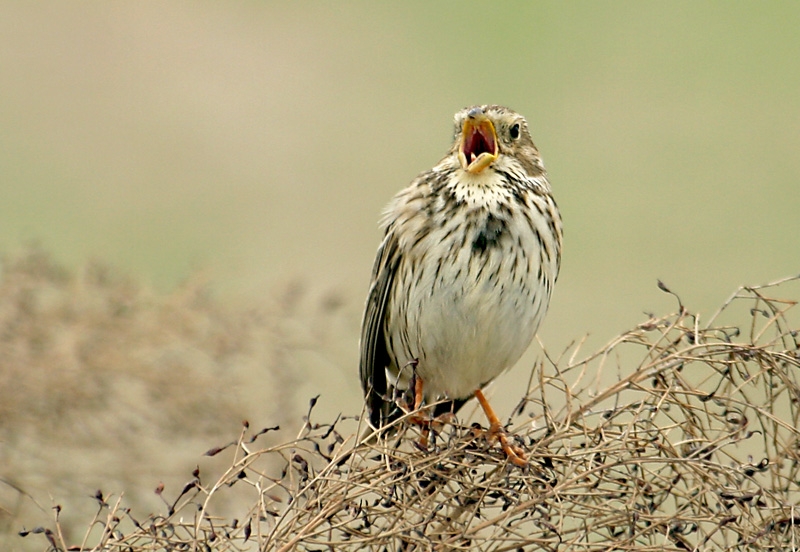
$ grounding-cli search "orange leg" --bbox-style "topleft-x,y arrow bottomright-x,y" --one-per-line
404,373 -> 445,450
412,375 -> 432,448
401,372 -> 456,451
474,389 -> 527,467
413,375 -> 424,410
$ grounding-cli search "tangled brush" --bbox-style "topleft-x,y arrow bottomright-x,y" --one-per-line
21,275 -> 800,551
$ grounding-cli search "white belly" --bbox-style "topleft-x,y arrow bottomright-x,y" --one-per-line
411,281 -> 543,400
384,213 -> 553,401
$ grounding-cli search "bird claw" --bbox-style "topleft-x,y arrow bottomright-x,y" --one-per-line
474,388 -> 528,467
493,426 -> 528,467
409,411 -> 453,449
474,422 -> 527,466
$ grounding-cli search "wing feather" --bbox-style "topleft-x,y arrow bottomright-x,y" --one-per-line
359,232 -> 400,428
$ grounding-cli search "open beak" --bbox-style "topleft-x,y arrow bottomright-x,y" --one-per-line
458,108 -> 498,174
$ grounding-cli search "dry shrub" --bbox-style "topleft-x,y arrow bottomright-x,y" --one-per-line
15,273 -> 800,551
0,247 -> 347,550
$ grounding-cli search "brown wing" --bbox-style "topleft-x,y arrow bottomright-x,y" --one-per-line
359,232 -> 401,428
359,229 -> 470,427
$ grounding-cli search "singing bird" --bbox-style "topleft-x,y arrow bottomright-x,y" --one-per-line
359,105 -> 562,465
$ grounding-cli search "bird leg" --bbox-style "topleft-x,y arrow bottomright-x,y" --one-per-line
413,373 -> 424,410
404,370 -> 449,450
398,364 -> 451,450
409,371 -> 433,448
474,389 -> 527,467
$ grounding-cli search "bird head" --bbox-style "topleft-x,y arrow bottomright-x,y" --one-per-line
454,105 -> 544,177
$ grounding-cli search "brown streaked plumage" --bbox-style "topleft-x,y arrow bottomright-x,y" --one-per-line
359,105 -> 562,465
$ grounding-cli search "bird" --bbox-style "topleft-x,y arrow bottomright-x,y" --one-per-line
359,105 -> 562,465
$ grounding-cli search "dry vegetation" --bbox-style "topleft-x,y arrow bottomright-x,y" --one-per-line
0,247 -> 348,551
3,249 -> 800,551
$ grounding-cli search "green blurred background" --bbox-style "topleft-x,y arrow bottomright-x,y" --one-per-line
2,0 -> 799,464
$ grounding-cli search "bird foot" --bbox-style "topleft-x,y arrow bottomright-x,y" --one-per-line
474,388 -> 528,467
409,411 -> 454,449
398,373 -> 459,450
404,370 -> 439,449
487,422 -> 528,467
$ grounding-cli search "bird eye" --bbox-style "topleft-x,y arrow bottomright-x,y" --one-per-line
509,123 -> 520,140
